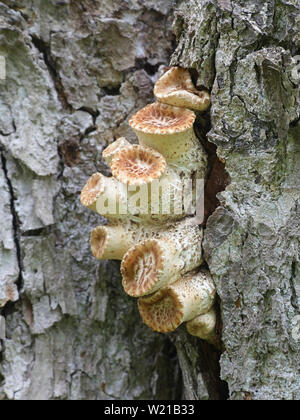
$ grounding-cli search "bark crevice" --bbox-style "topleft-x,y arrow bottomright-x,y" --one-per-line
0,153 -> 23,292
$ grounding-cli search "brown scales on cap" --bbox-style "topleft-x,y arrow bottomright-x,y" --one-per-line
80,173 -> 104,208
102,137 -> 130,164
138,288 -> 184,333
121,239 -> 164,297
129,102 -> 195,135
111,145 -> 166,186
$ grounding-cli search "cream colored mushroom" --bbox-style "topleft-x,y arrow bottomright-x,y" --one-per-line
129,102 -> 207,176
102,137 -> 131,165
110,144 -> 167,186
138,270 -> 216,333
110,144 -> 188,223
90,221 -> 165,261
154,67 -> 210,111
91,224 -> 134,260
121,218 -> 203,297
186,307 -> 219,347
80,172 -> 127,219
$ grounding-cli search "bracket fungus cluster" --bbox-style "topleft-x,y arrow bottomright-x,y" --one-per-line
81,67 -> 218,345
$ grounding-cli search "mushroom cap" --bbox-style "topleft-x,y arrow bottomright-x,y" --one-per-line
102,137 -> 130,162
121,238 -> 165,297
129,102 -> 196,135
80,173 -> 105,208
138,287 -> 184,333
154,67 -> 210,111
110,144 -> 166,186
90,226 -> 107,259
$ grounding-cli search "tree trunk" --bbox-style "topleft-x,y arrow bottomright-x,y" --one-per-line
0,0 -> 299,400
171,0 -> 300,400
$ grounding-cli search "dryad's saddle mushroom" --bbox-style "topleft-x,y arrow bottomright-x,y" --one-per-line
154,67 -> 210,111
80,67 -> 218,345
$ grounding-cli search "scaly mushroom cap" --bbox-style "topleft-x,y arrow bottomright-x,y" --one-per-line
154,67 -> 210,111
129,102 -> 195,135
138,288 -> 183,333
80,173 -> 105,209
121,239 -> 166,297
111,145 -> 166,186
138,270 -> 216,333
102,137 -> 130,164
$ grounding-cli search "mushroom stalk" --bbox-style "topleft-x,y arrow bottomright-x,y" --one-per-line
138,270 -> 216,333
90,224 -> 135,260
91,221 -> 165,260
186,307 -> 220,348
121,219 -> 203,296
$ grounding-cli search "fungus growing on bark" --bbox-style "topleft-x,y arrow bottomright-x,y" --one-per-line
80,172 -> 105,212
102,137 -> 130,165
80,68 -> 218,345
80,172 -> 127,219
90,224 -> 134,260
154,67 -> 210,111
121,219 -> 203,297
186,307 -> 219,347
129,102 -> 207,174
111,144 -> 166,186
138,270 -> 215,333
90,221 -> 166,261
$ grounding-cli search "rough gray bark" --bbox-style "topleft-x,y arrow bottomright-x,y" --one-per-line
0,0 -> 299,401
0,0 -> 182,400
171,0 -> 300,400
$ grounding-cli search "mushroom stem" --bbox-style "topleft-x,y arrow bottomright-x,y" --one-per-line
102,137 -> 131,165
90,224 -> 135,260
138,270 -> 216,333
186,307 -> 220,348
90,221 -> 165,260
121,219 -> 203,296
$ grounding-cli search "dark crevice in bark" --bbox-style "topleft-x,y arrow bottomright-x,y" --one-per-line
21,228 -> 46,237
172,327 -> 229,400
290,261 -> 299,310
58,137 -> 81,167
101,86 -> 121,96
0,153 -> 23,292
133,58 -> 166,76
194,117 -> 230,226
77,107 -> 99,126
30,35 -> 73,112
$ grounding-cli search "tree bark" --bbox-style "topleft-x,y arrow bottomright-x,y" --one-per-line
0,0 -> 182,400
0,0 -> 299,401
171,0 -> 300,400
